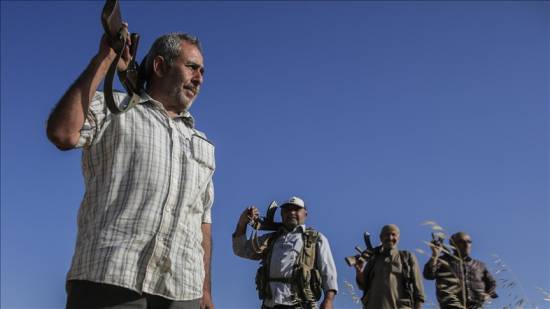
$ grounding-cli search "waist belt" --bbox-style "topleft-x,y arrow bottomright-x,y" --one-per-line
269,277 -> 294,284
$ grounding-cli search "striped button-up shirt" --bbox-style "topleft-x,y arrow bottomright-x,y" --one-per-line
233,225 -> 338,307
67,91 -> 215,300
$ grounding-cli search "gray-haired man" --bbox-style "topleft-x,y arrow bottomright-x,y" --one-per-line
47,29 -> 214,309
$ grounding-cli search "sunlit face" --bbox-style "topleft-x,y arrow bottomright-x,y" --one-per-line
380,229 -> 400,250
162,41 -> 204,111
281,205 -> 307,229
452,234 -> 472,257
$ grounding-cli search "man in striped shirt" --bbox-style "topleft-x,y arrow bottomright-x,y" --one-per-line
47,29 -> 215,309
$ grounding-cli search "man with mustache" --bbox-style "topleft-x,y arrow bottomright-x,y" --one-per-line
233,196 -> 338,309
355,224 -> 425,309
47,29 -> 215,309
423,232 -> 498,309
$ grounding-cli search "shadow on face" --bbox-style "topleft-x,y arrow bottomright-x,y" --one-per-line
281,205 -> 307,228
451,233 -> 473,257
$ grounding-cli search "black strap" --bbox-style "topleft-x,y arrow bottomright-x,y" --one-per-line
101,0 -> 142,114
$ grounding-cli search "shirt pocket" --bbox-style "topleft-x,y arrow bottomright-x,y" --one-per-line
191,134 -> 215,170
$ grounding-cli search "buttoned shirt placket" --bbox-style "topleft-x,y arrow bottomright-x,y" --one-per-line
142,109 -> 189,292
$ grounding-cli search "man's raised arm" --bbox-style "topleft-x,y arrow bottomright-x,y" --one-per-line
46,34 -> 129,150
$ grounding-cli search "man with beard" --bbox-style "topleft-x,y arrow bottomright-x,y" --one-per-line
232,196 -> 338,309
47,29 -> 215,309
355,224 -> 425,309
423,232 -> 498,309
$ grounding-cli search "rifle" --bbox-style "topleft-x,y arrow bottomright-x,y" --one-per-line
431,232 -> 444,247
249,201 -> 283,254
431,232 -> 453,257
249,201 -> 283,231
101,0 -> 143,114
345,232 -> 375,267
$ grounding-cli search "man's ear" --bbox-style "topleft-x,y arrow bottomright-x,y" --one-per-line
152,56 -> 166,78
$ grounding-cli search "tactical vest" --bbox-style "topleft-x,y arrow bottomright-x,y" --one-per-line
255,227 -> 323,303
361,249 -> 418,307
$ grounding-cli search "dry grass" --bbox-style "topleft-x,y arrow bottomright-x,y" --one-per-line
490,254 -> 535,309
342,279 -> 362,304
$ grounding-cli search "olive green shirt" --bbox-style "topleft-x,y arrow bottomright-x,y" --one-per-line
363,248 -> 425,309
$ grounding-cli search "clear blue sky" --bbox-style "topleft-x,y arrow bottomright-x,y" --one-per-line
1,1 -> 548,308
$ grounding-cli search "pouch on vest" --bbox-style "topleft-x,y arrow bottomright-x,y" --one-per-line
310,268 -> 323,301
294,265 -> 322,301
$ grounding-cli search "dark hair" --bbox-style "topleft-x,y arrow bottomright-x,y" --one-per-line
450,231 -> 469,244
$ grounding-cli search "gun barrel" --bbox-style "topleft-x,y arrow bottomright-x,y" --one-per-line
364,232 -> 374,251
344,256 -> 356,267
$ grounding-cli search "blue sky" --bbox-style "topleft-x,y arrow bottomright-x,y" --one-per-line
1,1 -> 548,308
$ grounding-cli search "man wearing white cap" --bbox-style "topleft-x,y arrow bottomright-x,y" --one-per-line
232,196 -> 338,309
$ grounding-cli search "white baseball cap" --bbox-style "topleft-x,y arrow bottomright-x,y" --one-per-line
280,196 -> 306,208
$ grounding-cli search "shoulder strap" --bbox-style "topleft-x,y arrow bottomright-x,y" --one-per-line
399,250 -> 412,275
302,228 -> 320,268
101,0 -> 143,115
262,230 -> 282,260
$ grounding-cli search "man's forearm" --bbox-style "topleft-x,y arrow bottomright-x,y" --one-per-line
47,53 -> 113,149
320,290 -> 336,309
422,258 -> 438,280
201,223 -> 212,297
232,220 -> 247,237
355,269 -> 365,290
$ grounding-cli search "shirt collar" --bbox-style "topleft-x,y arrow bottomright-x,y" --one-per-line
139,91 -> 195,128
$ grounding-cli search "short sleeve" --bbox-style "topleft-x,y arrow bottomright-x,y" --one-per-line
201,180 -> 214,224
75,91 -> 108,148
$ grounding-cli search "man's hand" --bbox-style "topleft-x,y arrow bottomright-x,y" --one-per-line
354,257 -> 366,289
238,206 -> 259,226
97,22 -> 132,72
429,242 -> 442,258
200,290 -> 214,309
233,206 -> 259,238
354,256 -> 366,273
